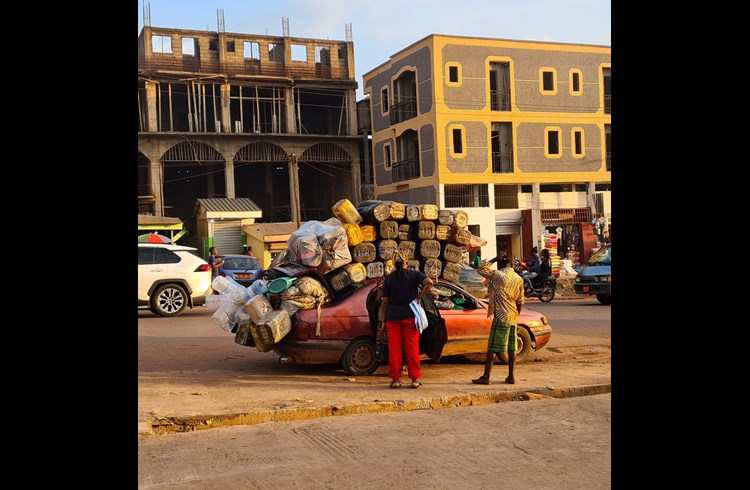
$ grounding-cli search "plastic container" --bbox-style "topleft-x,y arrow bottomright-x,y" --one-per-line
268,276 -> 298,294
398,224 -> 412,241
249,279 -> 269,296
204,294 -> 228,310
435,225 -> 452,241
366,261 -> 384,278
344,262 -> 368,283
422,258 -> 442,279
342,222 -> 363,246
451,228 -> 472,246
419,239 -> 441,258
379,220 -> 399,239
245,294 -> 274,324
452,210 -> 469,229
325,269 -> 352,292
376,239 -> 398,260
417,221 -> 436,239
438,209 -> 455,226
359,225 -> 377,242
419,204 -> 439,220
442,243 -> 463,263
211,275 -> 245,296
397,240 -> 416,260
442,261 -> 461,282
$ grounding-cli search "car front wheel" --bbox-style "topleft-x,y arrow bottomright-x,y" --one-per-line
498,326 -> 533,364
341,337 -> 379,376
150,283 -> 188,317
596,294 -> 611,305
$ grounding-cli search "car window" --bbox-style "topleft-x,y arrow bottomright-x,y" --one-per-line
588,246 -> 611,266
223,257 -> 260,270
138,247 -> 155,265
153,248 -> 181,264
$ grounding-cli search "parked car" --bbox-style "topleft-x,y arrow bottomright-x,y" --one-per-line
574,244 -> 611,305
138,243 -> 213,317
245,264 -> 552,376
218,254 -> 263,287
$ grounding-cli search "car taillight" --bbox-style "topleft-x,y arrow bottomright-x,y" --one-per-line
196,264 -> 212,272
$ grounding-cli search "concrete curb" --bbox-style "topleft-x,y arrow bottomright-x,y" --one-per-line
138,383 -> 611,436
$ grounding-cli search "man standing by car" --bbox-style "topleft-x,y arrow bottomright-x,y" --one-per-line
208,246 -> 225,280
472,254 -> 524,385
378,250 -> 433,389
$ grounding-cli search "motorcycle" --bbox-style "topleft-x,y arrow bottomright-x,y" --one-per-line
514,259 -> 556,302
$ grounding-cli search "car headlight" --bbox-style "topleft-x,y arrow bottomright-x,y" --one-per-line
575,277 -> 582,283
598,276 -> 611,282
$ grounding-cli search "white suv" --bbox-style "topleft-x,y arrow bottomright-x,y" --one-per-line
138,243 -> 213,317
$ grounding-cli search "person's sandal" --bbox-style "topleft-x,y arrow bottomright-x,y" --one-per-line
410,380 -> 422,389
390,380 -> 402,389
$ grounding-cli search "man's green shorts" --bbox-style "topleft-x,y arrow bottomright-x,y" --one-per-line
487,317 -> 517,353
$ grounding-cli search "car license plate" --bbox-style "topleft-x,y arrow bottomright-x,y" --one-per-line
583,286 -> 589,293
236,274 -> 251,279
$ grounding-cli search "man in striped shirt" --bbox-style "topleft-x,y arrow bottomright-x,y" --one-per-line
472,253 -> 525,385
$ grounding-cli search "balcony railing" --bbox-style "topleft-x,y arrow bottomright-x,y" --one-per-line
389,98 -> 417,125
490,89 -> 511,111
392,157 -> 420,182
492,151 -> 513,173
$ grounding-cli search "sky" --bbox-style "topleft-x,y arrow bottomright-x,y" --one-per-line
138,0 -> 611,99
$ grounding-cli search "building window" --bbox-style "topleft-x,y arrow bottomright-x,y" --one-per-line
291,44 -> 307,62
571,128 -> 584,158
445,184 -> 489,208
570,69 -> 583,95
595,183 -> 611,192
315,46 -> 330,65
545,128 -> 562,157
209,39 -> 218,51
268,43 -> 284,62
540,68 -> 557,94
384,144 -> 392,169
244,41 -> 260,60
449,126 -> 465,157
151,35 -> 172,54
494,185 -> 519,210
381,87 -> 390,115
227,40 -> 235,52
446,63 -> 461,86
181,37 -> 195,56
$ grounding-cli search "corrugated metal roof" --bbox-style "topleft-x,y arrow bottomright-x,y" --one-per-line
195,198 -> 262,213
243,221 -> 301,240
137,215 -> 183,226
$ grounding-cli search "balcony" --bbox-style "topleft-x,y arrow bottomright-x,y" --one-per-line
492,151 -> 513,173
490,89 -> 511,111
389,98 -> 417,125
138,57 -> 352,81
392,157 -> 420,183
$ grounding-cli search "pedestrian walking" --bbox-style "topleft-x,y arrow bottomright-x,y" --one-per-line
378,250 -> 433,389
208,246 -> 225,279
472,253 -> 525,385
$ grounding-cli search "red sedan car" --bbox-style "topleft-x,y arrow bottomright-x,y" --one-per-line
257,265 -> 552,376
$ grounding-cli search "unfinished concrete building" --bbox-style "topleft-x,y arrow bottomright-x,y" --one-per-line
138,20 -> 363,248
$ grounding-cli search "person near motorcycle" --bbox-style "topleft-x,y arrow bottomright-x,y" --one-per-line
538,248 -> 552,281
521,247 -> 541,293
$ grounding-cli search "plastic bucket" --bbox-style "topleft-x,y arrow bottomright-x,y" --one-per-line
267,276 -> 298,294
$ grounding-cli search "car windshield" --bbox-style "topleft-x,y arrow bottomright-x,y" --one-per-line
587,246 -> 611,266
223,257 -> 260,270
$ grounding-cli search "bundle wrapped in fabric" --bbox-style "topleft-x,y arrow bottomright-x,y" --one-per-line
255,309 -> 292,350
442,261 -> 461,282
419,239 -> 441,258
441,242 -> 464,264
405,205 -> 422,222
342,222 -> 363,246
351,242 -> 377,263
376,239 -> 398,260
451,210 -> 469,229
344,262 -> 368,283
357,200 -> 391,225
332,198 -> 362,224
451,228 -> 472,246
379,220 -> 399,239
366,261 -> 384,278
419,204 -> 439,220
435,224 -> 452,241
421,257 -> 442,279
397,240 -> 417,260
360,225 -> 378,242
289,218 -> 352,271
398,223 -> 412,241
438,209 -> 455,226
417,221 -> 436,239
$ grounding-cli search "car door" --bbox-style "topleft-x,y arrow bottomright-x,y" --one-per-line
419,295 -> 447,362
428,283 -> 492,356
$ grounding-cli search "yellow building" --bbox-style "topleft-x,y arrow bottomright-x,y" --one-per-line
362,34 -> 611,265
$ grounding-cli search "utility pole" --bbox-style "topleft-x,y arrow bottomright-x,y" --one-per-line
288,153 -> 301,227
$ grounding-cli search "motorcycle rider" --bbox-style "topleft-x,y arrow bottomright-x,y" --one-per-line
522,247 -> 541,293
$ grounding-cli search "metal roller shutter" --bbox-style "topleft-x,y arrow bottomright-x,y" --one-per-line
495,224 -> 521,235
214,221 -> 243,255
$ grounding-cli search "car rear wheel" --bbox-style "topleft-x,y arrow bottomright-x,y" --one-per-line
596,294 -> 611,305
341,337 -> 379,376
150,283 -> 188,317
498,326 -> 533,364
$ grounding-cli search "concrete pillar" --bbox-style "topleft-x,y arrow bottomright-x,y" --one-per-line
221,83 -> 231,134
150,160 -> 163,217
285,88 -> 296,133
145,80 -> 159,132
587,181 -> 597,217
531,182 -> 542,249
225,158 -> 235,198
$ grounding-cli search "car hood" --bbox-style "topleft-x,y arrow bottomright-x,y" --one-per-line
577,265 -> 611,277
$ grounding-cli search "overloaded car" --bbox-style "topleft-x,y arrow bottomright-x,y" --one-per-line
574,244 -> 611,304
218,254 -> 263,287
236,262 -> 552,376
138,243 -> 213,317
